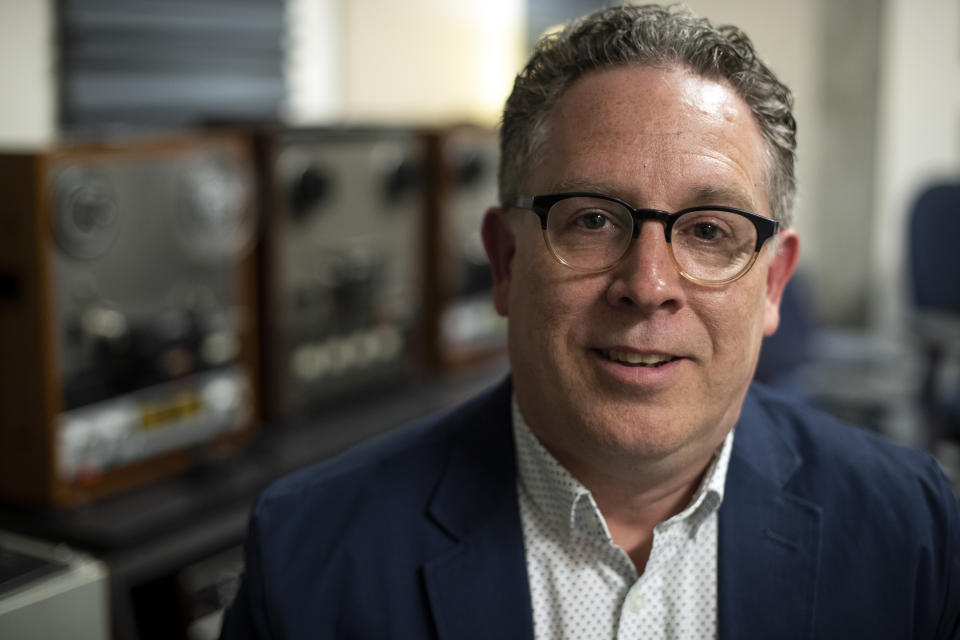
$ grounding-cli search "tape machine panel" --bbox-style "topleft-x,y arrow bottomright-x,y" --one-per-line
264,128 -> 425,421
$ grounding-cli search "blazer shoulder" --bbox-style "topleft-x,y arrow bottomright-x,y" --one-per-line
746,383 -> 956,516
254,378 -> 512,527
741,385 -> 960,639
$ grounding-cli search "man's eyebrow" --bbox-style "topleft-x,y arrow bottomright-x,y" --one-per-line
550,178 -> 629,195
686,185 -> 760,211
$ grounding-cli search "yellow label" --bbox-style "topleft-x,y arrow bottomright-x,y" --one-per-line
140,392 -> 202,429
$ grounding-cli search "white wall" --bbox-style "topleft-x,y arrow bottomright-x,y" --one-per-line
285,0 -> 344,124
0,1 -> 55,148
286,0 -> 526,127
342,0 -> 525,126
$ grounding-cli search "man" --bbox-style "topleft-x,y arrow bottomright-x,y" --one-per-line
221,5 -> 959,639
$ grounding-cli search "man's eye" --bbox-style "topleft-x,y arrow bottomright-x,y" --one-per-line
576,212 -> 610,230
692,222 -> 723,240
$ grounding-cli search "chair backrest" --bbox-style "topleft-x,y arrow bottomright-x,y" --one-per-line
908,182 -> 960,314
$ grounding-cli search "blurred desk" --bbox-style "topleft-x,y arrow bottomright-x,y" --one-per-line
0,361 -> 508,639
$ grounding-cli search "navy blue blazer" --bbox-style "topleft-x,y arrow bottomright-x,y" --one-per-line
220,378 -> 960,639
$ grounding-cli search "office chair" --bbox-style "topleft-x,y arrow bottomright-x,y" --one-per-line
908,181 -> 960,444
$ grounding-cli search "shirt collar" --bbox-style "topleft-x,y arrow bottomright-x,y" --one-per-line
511,393 -> 734,542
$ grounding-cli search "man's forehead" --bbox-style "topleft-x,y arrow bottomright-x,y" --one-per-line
525,65 -> 769,210
550,65 -> 756,132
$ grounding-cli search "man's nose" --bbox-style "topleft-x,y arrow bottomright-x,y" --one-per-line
604,220 -> 684,313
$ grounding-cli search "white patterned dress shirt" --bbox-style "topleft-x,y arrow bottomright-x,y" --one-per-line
511,396 -> 734,640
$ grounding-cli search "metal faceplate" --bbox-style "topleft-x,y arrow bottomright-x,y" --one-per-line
276,130 -> 425,412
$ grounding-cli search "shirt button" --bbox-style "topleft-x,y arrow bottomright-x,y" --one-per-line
627,592 -> 645,613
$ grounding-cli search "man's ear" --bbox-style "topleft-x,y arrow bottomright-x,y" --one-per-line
481,206 -> 515,316
762,230 -> 799,337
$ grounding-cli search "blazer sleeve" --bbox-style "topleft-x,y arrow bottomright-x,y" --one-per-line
932,457 -> 960,640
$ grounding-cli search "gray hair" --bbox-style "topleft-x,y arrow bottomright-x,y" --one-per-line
499,4 -> 798,227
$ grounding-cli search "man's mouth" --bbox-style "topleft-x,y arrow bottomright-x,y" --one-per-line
601,349 -> 677,368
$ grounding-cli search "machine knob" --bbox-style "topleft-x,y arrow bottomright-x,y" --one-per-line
455,148 -> 489,188
382,156 -> 422,202
290,164 -> 332,219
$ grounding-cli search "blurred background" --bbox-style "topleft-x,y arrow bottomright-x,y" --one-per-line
0,1 -> 957,638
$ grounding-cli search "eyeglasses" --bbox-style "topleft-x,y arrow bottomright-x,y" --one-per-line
506,192 -> 780,285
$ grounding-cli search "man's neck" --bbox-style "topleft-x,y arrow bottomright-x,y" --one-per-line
545,434 -> 725,574
598,460 -> 712,573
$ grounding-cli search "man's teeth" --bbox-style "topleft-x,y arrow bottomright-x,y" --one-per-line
605,349 -> 675,367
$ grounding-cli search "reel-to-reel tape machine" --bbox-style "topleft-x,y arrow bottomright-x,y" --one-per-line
0,133 -> 260,507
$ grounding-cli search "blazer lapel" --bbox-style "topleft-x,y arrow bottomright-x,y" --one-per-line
422,378 -> 535,640
718,390 -> 823,640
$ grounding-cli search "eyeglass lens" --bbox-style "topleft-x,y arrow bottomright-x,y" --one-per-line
544,196 -> 758,282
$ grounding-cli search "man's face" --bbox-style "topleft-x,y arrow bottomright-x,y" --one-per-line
483,65 -> 798,470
